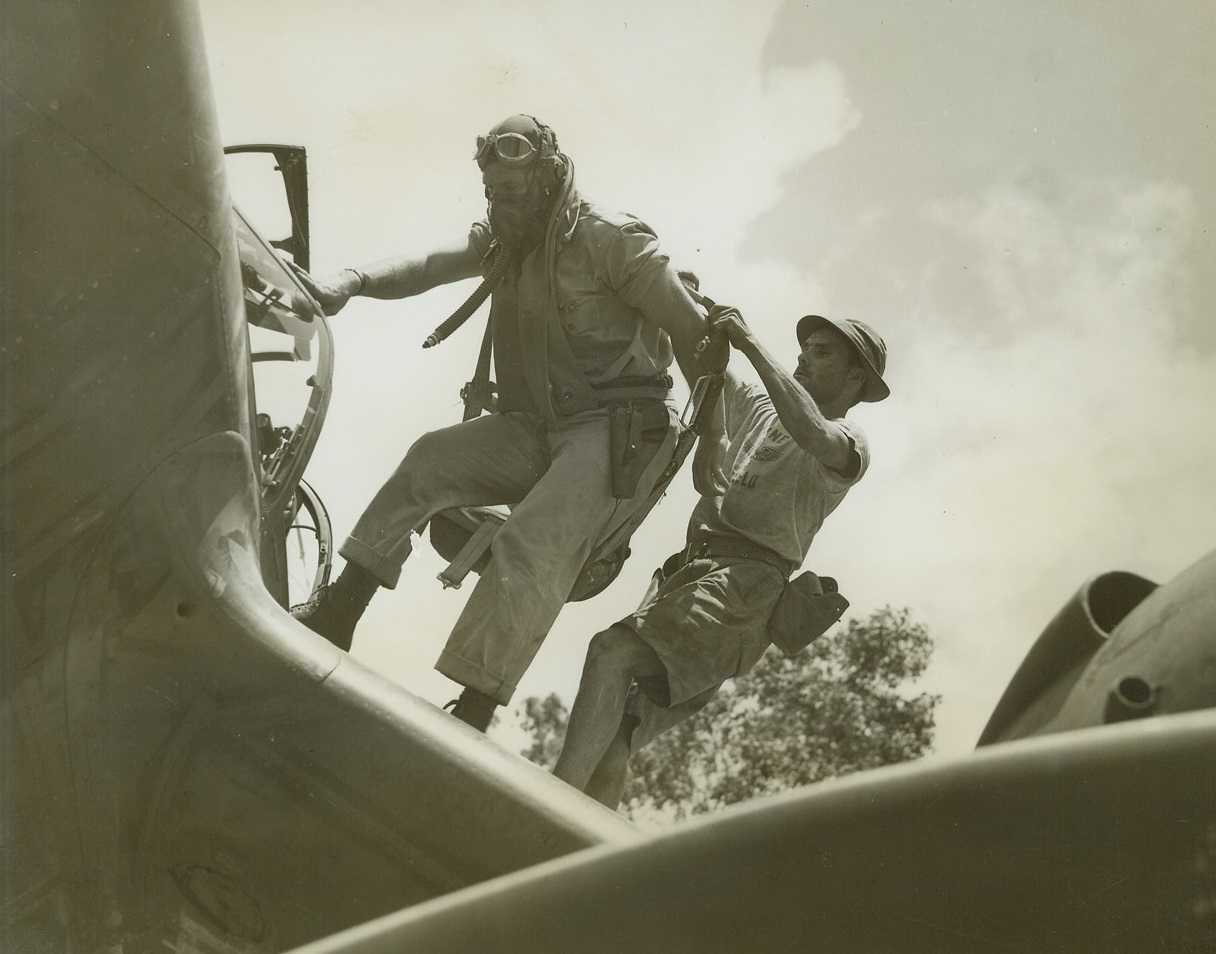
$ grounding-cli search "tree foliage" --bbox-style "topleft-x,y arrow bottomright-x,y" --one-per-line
515,606 -> 939,822
516,691 -> 569,769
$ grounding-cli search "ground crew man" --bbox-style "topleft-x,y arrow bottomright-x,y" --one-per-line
553,304 -> 889,806
291,115 -> 712,730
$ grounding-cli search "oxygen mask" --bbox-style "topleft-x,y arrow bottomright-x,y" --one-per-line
484,173 -> 546,253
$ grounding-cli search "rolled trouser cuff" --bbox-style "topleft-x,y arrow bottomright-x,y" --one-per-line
338,535 -> 412,590
436,648 -> 517,707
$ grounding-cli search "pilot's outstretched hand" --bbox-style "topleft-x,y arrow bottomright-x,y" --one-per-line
289,263 -> 360,317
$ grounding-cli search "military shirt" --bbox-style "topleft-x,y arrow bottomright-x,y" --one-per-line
468,190 -> 686,416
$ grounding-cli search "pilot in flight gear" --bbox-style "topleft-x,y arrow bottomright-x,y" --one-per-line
290,115 -> 712,731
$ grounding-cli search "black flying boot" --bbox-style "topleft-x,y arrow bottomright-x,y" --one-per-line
290,562 -> 379,651
444,687 -> 498,733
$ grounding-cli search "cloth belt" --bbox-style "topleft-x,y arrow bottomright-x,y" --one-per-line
679,532 -> 797,581
588,373 -> 674,406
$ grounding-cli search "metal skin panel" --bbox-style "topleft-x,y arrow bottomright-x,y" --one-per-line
283,547 -> 1216,952
1047,548 -> 1216,730
980,549 -> 1216,745
976,570 -> 1159,745
291,710 -> 1216,953
4,432 -> 634,952
2,0 -> 246,592
2,3 -> 635,952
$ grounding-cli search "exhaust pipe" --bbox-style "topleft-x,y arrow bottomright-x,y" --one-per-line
1104,676 -> 1158,723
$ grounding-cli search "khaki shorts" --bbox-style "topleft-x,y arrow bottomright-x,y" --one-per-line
622,555 -> 786,709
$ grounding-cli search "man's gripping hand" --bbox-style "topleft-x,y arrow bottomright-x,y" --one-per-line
289,263 -> 361,317
705,303 -> 758,355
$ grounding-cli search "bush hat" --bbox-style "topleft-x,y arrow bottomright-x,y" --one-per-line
795,314 -> 890,403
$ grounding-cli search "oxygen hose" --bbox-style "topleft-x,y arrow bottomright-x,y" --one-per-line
421,244 -> 513,348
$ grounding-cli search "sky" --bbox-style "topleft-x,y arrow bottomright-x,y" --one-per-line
201,0 -> 1216,760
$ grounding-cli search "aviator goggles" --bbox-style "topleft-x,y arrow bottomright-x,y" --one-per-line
474,132 -> 538,167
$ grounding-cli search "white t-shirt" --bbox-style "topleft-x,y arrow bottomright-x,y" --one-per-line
687,372 -> 869,566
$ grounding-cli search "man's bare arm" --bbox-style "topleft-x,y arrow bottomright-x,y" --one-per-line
708,304 -> 856,472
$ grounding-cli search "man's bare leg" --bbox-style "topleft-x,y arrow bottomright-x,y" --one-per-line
553,624 -> 665,792
582,713 -> 639,808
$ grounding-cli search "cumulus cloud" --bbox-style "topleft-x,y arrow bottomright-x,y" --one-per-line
843,177 -> 1216,752
735,0 -> 1215,752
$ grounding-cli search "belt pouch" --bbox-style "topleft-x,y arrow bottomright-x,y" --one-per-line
767,572 -> 850,656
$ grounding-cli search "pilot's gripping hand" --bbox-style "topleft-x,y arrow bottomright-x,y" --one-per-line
289,263 -> 359,317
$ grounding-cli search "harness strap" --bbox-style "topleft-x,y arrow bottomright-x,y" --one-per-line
462,312 -> 497,421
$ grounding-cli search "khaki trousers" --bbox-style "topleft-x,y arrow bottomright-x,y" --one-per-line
339,408 -> 676,704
